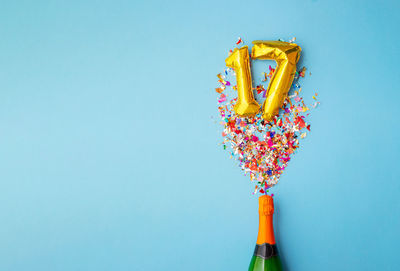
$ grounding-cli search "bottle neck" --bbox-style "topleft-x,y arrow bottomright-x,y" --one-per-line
256,213 -> 276,245
256,195 -> 276,245
251,195 -> 280,263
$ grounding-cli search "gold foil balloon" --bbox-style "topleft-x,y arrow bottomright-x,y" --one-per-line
252,41 -> 301,121
225,41 -> 301,121
225,46 -> 260,116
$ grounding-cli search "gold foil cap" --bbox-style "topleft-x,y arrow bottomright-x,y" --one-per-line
258,195 -> 274,216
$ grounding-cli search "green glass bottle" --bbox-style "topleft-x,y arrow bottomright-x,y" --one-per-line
248,195 -> 282,271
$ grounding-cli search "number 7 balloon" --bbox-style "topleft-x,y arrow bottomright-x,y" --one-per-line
252,41 -> 301,121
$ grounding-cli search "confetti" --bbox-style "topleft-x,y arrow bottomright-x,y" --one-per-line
214,38 -> 319,195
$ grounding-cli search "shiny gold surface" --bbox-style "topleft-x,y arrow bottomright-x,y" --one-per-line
252,41 -> 301,121
225,46 -> 260,117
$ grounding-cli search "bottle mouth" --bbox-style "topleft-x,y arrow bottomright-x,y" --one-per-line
259,195 -> 274,215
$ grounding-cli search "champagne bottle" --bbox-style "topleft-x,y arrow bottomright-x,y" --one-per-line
248,195 -> 283,271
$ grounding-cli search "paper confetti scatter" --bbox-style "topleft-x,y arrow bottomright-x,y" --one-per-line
214,39 -> 319,194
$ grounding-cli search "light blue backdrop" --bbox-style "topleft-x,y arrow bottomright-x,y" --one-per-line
0,0 -> 399,270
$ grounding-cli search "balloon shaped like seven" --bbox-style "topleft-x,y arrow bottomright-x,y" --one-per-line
225,41 -> 301,121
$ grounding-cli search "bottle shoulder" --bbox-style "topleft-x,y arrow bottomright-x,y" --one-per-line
248,255 -> 282,271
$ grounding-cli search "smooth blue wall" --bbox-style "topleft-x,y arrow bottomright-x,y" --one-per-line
0,0 -> 399,270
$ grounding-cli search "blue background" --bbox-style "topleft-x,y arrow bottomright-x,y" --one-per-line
0,0 -> 399,270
